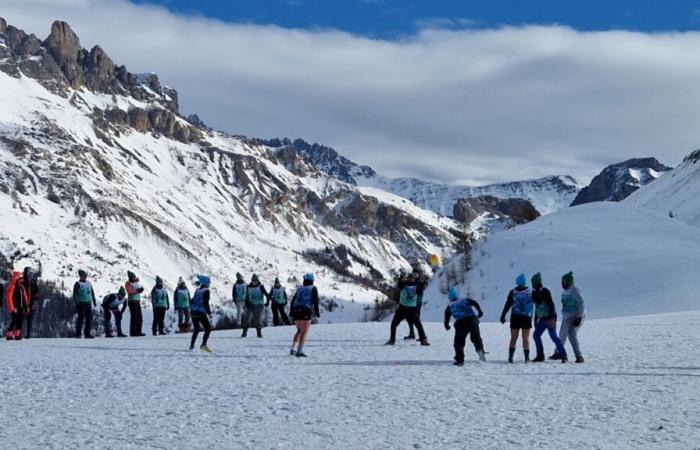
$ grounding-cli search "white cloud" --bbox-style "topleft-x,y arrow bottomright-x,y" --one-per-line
2,0 -> 700,184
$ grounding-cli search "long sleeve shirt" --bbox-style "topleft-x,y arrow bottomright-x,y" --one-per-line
291,285 -> 320,317
533,286 -> 557,321
561,285 -> 585,319
444,299 -> 483,327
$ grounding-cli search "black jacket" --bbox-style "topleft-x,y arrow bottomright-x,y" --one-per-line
533,286 -> 557,321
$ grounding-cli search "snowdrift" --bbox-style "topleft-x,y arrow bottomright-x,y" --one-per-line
422,202 -> 700,321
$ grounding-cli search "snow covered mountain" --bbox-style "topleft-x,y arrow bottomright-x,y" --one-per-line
571,157 -> 670,206
421,201 -> 700,322
625,150 -> 700,226
0,18 -> 463,327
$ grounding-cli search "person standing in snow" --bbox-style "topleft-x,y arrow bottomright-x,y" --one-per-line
150,276 -> 170,336
5,271 -> 29,340
125,271 -> 146,337
551,271 -> 585,363
241,274 -> 270,338
189,275 -> 213,352
385,272 -> 430,346
444,287 -> 486,366
290,273 -> 320,357
174,277 -> 191,333
22,267 -> 39,339
102,287 -> 127,337
500,274 -> 534,363
232,272 -> 247,328
270,278 -> 291,326
531,273 -> 567,363
73,269 -> 97,339
405,269 -> 428,340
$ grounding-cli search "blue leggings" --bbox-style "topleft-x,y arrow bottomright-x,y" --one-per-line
533,319 -> 567,358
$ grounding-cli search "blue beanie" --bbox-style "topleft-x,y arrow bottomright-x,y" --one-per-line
198,275 -> 210,287
516,274 -> 527,287
303,273 -> 315,282
448,287 -> 459,301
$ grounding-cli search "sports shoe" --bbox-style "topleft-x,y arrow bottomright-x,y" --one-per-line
575,356 -> 584,364
532,354 -> 545,362
477,350 -> 486,362
290,349 -> 296,356
403,334 -> 415,340
241,330 -> 248,338
200,345 -> 213,353
296,352 -> 307,358
384,339 -> 395,346
549,351 -> 561,360
453,361 -> 464,366
105,334 -> 114,338
420,339 -> 431,346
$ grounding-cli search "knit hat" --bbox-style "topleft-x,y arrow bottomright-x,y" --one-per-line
118,286 -> 127,297
177,276 -> 186,286
274,277 -> 280,284
303,273 -> 315,282
127,271 -> 136,282
236,272 -> 243,280
251,274 -> 259,283
156,276 -> 163,286
198,274 -> 210,287
78,269 -> 88,279
531,272 -> 542,286
562,271 -> 574,285
448,287 -> 459,301
516,273 -> 527,287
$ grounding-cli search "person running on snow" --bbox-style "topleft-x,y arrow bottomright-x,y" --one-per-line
22,267 -> 39,339
241,274 -> 270,338
189,275 -> 213,352
102,287 -> 128,337
5,271 -> 29,340
150,276 -> 170,336
270,278 -> 291,326
531,273 -> 567,363
444,287 -> 486,365
125,271 -> 146,337
290,273 -> 320,357
385,272 -> 430,346
73,270 -> 97,339
550,271 -> 586,363
174,277 -> 191,333
232,272 -> 247,327
500,274 -> 534,363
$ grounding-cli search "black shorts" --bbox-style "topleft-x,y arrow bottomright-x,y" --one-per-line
291,306 -> 312,321
510,314 -> 532,330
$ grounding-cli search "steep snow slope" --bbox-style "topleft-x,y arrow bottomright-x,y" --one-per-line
626,150 -> 700,227
0,67 -> 456,323
421,202 -> 700,321
359,174 -> 582,216
1,315 -> 699,449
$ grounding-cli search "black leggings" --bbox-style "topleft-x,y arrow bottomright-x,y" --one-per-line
390,306 -> 426,341
271,302 -> 291,326
152,307 -> 166,334
190,314 -> 212,348
128,301 -> 143,336
453,317 -> 483,362
76,303 -> 93,337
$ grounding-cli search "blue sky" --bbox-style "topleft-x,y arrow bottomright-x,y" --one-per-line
7,0 -> 700,184
133,0 -> 700,37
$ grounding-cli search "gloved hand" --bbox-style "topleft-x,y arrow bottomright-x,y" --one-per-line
444,323 -> 451,331
500,316 -> 506,324
573,317 -> 582,327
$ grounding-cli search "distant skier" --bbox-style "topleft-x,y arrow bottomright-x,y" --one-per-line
73,270 -> 97,339
500,274 -> 534,363
405,269 -> 428,340
174,277 -> 191,333
550,272 -> 585,363
385,272 -> 430,346
125,271 -> 146,337
189,274 -> 213,352
444,287 -> 485,366
102,287 -> 127,337
232,272 -> 247,327
290,273 -> 320,357
241,274 -> 270,338
22,267 -> 39,339
270,278 -> 291,326
5,271 -> 29,340
531,273 -> 567,363
150,276 -> 170,336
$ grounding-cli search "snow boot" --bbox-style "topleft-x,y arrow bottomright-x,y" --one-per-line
420,339 -> 430,346
384,339 -> 395,346
575,356 -> 585,364
477,350 -> 486,362
532,354 -> 545,362
549,351 -> 562,360
256,328 -> 263,338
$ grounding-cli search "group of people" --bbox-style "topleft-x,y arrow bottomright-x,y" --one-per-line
4,264 -> 585,364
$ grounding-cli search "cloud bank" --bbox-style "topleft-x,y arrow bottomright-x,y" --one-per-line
3,0 -> 700,184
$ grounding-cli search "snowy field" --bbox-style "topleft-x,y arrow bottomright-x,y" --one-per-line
1,312 -> 699,450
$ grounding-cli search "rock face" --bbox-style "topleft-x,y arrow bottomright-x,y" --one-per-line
453,195 -> 540,226
571,158 -> 671,206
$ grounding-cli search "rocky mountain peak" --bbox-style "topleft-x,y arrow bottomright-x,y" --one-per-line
571,157 -> 671,206
0,17 -> 7,34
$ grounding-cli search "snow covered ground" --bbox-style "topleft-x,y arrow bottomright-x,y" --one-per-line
1,312 -> 699,449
